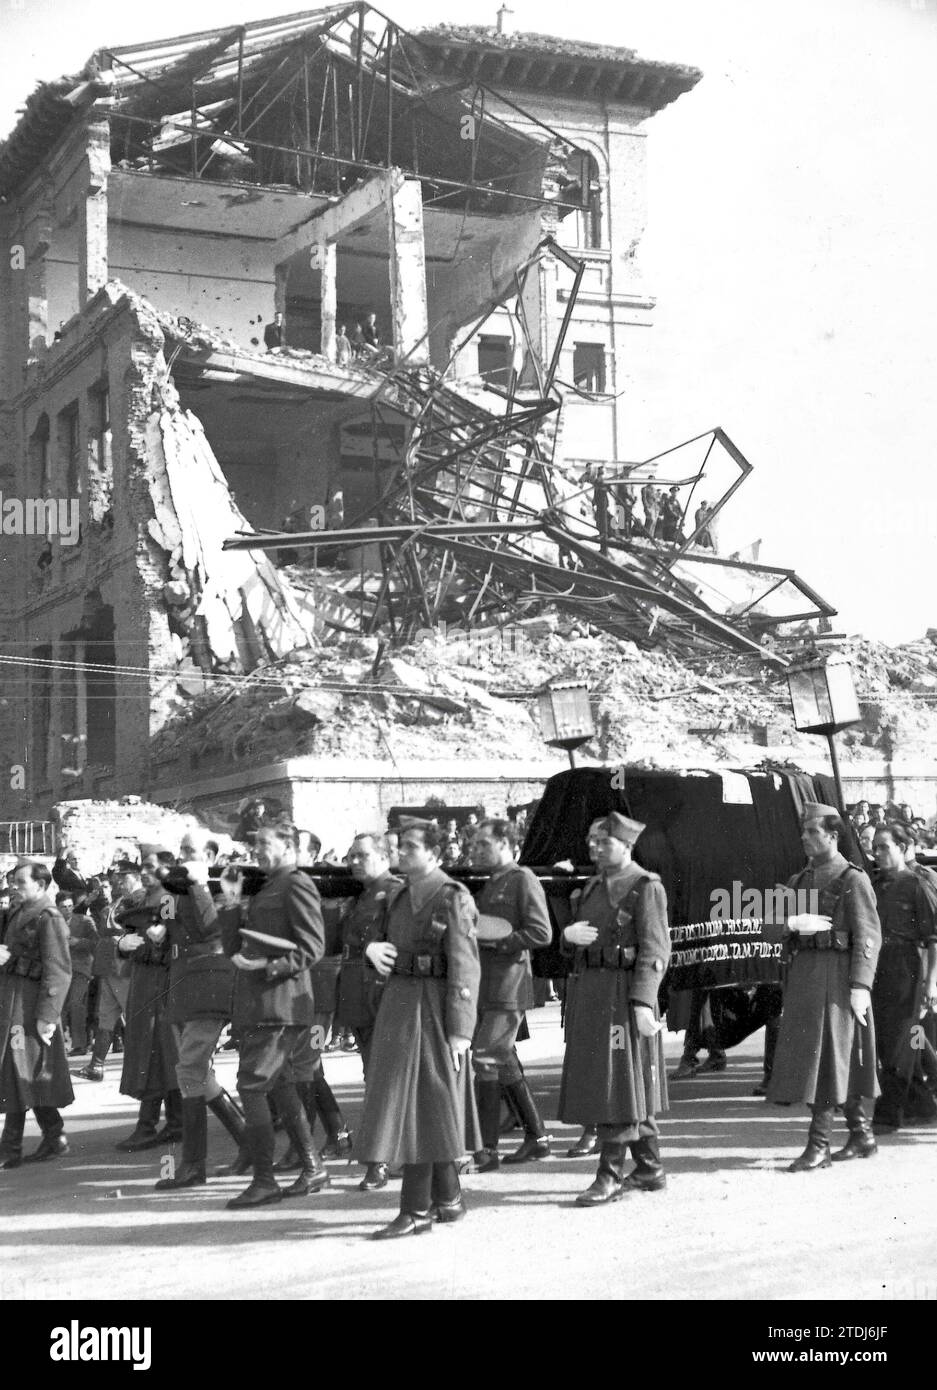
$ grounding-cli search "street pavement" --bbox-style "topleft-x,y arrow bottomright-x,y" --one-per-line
3,1003 -> 936,1301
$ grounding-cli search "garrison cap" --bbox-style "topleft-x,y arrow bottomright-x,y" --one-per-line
600,812 -> 646,845
803,802 -> 840,820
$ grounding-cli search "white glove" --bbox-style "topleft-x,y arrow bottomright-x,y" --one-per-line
145,924 -> 167,944
365,941 -> 398,977
36,1021 -> 56,1045
850,987 -> 871,1024
218,871 -> 243,905
0,945 -> 12,967
633,1005 -> 664,1038
788,913 -> 832,935
184,860 -> 210,886
564,922 -> 599,947
118,933 -> 144,953
449,1036 -> 471,1071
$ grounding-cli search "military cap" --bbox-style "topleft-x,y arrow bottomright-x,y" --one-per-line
601,812 -> 646,845
802,802 -> 840,820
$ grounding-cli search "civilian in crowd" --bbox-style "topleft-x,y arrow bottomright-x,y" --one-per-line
59,892 -> 96,1058
335,323 -> 352,366
52,850 -> 90,901
74,878 -> 127,1082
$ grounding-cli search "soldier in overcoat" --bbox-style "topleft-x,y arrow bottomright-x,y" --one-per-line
113,862 -> 182,1151
0,862 -> 74,1166
356,820 -> 481,1239
768,803 -> 881,1169
558,813 -> 671,1205
471,819 -> 552,1169
335,832 -> 400,1190
218,822 -> 329,1209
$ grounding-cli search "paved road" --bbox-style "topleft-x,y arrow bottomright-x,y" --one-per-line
3,1004 -> 935,1301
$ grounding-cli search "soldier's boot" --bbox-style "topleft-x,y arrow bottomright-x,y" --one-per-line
115,1096 -> 164,1151
371,1163 -> 433,1240
566,1125 -> 599,1158
277,1090 -> 331,1198
787,1105 -> 834,1172
0,1111 -> 26,1169
274,1080 -> 315,1171
358,1163 -> 388,1191
314,1072 -> 352,1158
208,1088 -> 247,1148
575,1142 -> 627,1206
226,1092 -> 282,1209
154,1097 -> 207,1189
24,1108 -> 68,1163
501,1077 -> 551,1164
75,1029 -> 111,1081
473,1076 -> 503,1172
430,1161 -> 466,1223
158,1089 -> 184,1143
623,1133 -> 666,1192
832,1097 -> 877,1161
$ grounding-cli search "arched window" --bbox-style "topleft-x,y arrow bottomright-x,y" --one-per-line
559,152 -> 604,251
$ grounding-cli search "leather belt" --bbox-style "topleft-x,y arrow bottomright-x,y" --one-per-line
392,951 -> 447,979
789,931 -> 849,953
581,945 -> 637,970
341,944 -> 364,963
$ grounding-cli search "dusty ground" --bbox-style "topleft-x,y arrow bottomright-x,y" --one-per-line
2,1007 -> 935,1303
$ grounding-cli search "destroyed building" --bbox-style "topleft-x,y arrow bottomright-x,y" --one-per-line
0,7 -> 843,841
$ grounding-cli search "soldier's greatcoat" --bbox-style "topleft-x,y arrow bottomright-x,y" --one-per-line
116,891 -> 179,1100
335,872 -> 400,1031
558,862 -> 670,1126
356,869 -> 482,1164
768,853 -> 881,1106
0,894 -> 74,1111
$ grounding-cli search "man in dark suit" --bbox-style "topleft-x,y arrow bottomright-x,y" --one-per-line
218,822 -> 328,1209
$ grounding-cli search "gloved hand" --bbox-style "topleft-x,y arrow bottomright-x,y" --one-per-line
850,987 -> 871,1024
788,913 -> 832,935
564,922 -> 599,947
183,860 -> 210,886
146,924 -> 167,944
36,1021 -> 56,1045
633,1005 -> 663,1038
449,1035 -> 471,1071
118,933 -> 144,953
0,945 -> 11,967
365,941 -> 398,977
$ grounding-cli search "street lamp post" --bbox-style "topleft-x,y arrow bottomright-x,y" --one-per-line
536,678 -> 595,769
786,653 -> 861,817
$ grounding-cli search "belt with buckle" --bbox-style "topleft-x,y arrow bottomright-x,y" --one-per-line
392,951 -> 447,979
790,931 -> 848,953
582,945 -> 637,970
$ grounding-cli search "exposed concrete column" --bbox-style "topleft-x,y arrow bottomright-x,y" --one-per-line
78,119 -> 110,310
318,241 -> 337,362
386,178 -> 428,365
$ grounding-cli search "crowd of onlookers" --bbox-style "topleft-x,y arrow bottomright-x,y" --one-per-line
849,799 -> 937,867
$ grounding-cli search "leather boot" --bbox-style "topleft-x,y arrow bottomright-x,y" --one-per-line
315,1073 -> 352,1158
278,1095 -> 331,1198
0,1111 -> 26,1169
358,1163 -> 388,1191
576,1142 -> 627,1205
566,1125 -> 598,1158
832,1097 -> 877,1162
24,1109 -> 68,1162
116,1096 -> 163,1151
226,1122 -> 283,1209
623,1132 -> 666,1191
154,1097 -> 207,1189
501,1078 -> 550,1164
474,1076 -> 502,1172
430,1162 -> 466,1223
158,1089 -> 184,1143
208,1089 -> 247,1147
371,1163 -> 433,1239
788,1105 -> 834,1172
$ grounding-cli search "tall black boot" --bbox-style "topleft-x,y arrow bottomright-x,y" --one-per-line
226,1093 -> 282,1209
371,1163 -> 433,1239
24,1108 -> 68,1163
501,1077 -> 551,1164
161,1089 -> 183,1142
116,1095 -> 163,1151
274,1080 -> 315,1171
275,1086 -> 331,1198
788,1105 -> 834,1172
75,1028 -> 111,1080
623,1132 -> 666,1191
208,1089 -> 247,1148
832,1097 -> 877,1161
154,1097 -> 207,1189
315,1072 -> 352,1158
430,1162 -> 465,1223
0,1111 -> 27,1168
474,1077 -> 503,1171
576,1142 -> 628,1206
566,1125 -> 598,1158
